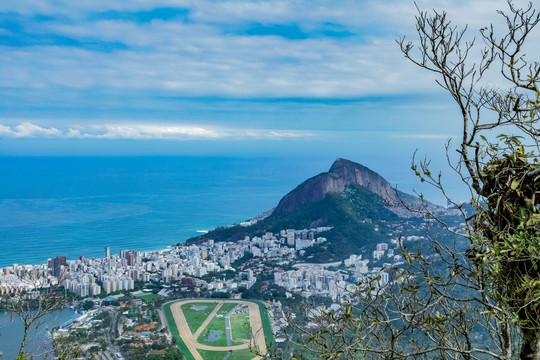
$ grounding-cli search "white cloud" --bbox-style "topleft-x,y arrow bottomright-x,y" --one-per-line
0,0 -> 538,144
3,0 -> 534,100
90,123 -> 221,139
391,133 -> 456,140
0,35 -> 423,97
0,122 -> 317,140
0,122 -> 62,138
0,124 -> 13,137
66,128 -> 83,138
0,0 -> 512,27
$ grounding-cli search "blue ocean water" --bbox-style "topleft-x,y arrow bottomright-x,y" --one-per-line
0,156 -> 330,267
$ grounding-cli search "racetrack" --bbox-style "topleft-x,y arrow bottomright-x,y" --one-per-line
169,299 -> 267,360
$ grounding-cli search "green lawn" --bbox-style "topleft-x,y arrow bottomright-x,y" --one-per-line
216,302 -> 238,316
230,312 -> 251,344
137,293 -> 162,302
229,348 -> 258,360
164,300 -> 273,360
197,348 -> 257,360
196,349 -> 229,360
197,315 -> 228,346
181,301 -> 218,334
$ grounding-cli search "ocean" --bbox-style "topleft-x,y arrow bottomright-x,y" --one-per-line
0,156 -> 331,267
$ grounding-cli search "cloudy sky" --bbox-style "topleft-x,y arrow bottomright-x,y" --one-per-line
0,0 -> 535,164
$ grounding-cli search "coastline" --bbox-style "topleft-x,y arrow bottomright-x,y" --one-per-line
0,156 -> 320,268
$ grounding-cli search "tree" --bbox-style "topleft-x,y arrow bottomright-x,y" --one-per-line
52,335 -> 83,360
82,299 -> 95,311
1,270 -> 66,360
399,1 -> 540,357
270,2 -> 540,359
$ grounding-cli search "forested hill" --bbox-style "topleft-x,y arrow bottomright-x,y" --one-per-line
185,158 -> 434,261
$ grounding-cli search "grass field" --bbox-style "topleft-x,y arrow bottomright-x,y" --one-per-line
164,300 -> 273,360
228,348 -> 259,360
230,312 -> 251,344
197,315 -> 228,346
196,349 -> 228,360
216,302 -> 238,316
181,302 -> 218,333
137,293 -> 162,302
197,348 -> 257,360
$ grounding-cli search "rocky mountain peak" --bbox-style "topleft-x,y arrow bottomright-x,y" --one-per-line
272,158 -> 399,216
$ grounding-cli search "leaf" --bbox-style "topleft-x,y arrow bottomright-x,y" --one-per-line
511,180 -> 520,190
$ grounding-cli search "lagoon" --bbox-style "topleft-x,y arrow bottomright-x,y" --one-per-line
0,309 -> 76,359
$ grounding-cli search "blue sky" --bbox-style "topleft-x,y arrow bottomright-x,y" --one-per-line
1,0 -> 536,201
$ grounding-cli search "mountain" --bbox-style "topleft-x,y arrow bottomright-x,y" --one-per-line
186,158 -> 426,261
272,158 -> 408,217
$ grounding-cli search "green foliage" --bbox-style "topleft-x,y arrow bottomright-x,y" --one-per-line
199,269 -> 237,281
239,281 -> 300,305
189,184 -> 398,261
52,335 -> 84,360
471,136 -> 540,328
279,2 -> 540,358
82,300 -> 94,311
94,310 -> 112,328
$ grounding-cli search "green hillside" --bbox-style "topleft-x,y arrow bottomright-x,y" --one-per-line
186,184 -> 401,261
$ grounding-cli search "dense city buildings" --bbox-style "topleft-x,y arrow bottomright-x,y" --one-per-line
0,220 -> 432,300
0,210 -> 461,360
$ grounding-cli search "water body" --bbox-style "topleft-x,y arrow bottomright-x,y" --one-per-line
0,156 -> 331,267
0,309 -> 76,359
205,329 -> 223,343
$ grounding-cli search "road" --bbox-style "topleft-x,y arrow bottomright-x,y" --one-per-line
224,304 -> 240,347
157,308 -> 167,330
103,310 -> 125,360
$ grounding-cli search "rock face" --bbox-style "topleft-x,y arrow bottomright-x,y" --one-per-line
272,158 -> 400,216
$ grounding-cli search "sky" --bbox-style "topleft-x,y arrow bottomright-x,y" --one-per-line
0,0 -> 538,201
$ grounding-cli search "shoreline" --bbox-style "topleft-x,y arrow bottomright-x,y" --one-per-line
0,242 -> 181,270
0,156 -> 318,271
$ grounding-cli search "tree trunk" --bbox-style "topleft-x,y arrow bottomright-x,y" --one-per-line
17,324 -> 30,360
521,329 -> 540,360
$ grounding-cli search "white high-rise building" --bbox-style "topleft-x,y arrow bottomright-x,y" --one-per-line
286,229 -> 295,246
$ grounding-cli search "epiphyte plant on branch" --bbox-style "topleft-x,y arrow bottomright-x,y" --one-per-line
399,1 -> 540,358
274,2 -> 540,360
